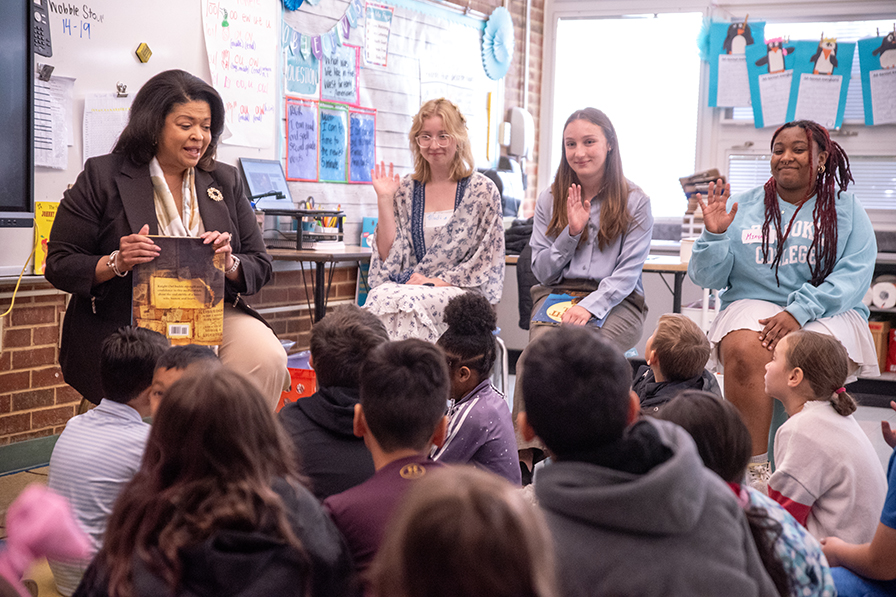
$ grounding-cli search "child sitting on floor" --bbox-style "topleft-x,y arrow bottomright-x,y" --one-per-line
658,389 -> 836,597
431,292 -> 520,484
633,313 -> 721,414
765,330 -> 886,543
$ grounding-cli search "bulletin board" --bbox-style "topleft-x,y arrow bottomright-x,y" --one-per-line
282,0 -> 503,242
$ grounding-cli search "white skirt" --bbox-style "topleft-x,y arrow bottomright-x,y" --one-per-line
707,299 -> 879,383
363,282 -> 467,343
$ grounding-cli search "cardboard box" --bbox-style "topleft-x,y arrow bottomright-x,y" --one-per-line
869,321 -> 891,372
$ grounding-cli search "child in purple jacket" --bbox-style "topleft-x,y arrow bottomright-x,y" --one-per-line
432,292 -> 521,485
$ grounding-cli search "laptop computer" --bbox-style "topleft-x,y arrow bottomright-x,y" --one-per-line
238,158 -> 302,214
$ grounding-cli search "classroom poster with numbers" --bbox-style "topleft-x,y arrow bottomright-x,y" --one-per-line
201,0 -> 278,148
787,40 -> 855,129
858,35 -> 896,126
746,38 -> 797,128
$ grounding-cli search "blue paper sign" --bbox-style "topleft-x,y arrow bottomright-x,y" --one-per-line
322,45 -> 358,104
319,107 -> 348,182
858,35 -> 896,126
708,20 -> 765,107
746,38 -> 797,128
285,45 -> 320,98
286,103 -> 318,181
786,40 -> 855,129
349,111 -> 375,183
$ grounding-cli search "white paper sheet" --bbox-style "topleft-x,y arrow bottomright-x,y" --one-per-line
870,68 -> 896,125
758,70 -> 792,128
794,74 -> 842,129
83,94 -> 133,166
34,77 -> 74,170
717,54 -> 751,107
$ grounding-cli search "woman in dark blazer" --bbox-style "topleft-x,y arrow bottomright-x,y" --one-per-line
46,69 -> 287,407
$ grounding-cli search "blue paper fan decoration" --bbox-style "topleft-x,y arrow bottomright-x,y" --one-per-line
282,0 -> 304,10
482,7 -> 514,80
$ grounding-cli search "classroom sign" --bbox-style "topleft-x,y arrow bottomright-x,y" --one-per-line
319,104 -> 349,182
283,23 -> 320,99
322,45 -> 360,104
746,38 -> 797,128
857,34 -> 896,126
787,39 -> 855,129
349,109 -> 376,183
708,20 -> 766,107
286,101 -> 318,182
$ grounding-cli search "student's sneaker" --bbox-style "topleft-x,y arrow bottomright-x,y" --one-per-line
747,461 -> 771,494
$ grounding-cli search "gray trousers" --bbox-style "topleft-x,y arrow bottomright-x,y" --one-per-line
512,281 -> 647,451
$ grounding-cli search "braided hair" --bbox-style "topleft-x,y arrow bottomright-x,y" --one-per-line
761,120 -> 853,286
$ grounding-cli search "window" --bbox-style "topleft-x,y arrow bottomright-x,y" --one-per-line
551,13 -> 704,219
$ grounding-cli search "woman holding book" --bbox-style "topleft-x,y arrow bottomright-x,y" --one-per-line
513,107 -> 654,478
365,98 -> 505,343
688,120 -> 878,491
46,69 -> 287,408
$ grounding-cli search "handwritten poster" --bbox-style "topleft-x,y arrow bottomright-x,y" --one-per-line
858,36 -> 896,126
322,45 -> 360,104
708,21 -> 766,107
201,0 -> 278,148
746,40 -> 796,128
349,110 -> 376,183
286,101 -> 319,181
788,40 -> 855,129
284,29 -> 321,99
364,2 -> 393,67
319,104 -> 348,182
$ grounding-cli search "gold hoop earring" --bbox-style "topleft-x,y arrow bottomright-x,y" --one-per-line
818,165 -> 825,174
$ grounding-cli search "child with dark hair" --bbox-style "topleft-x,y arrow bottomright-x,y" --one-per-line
324,339 -> 450,581
658,390 -> 836,597
48,326 -> 169,596
633,314 -> 721,413
149,344 -> 219,414
369,467 -> 558,597
517,327 -> 778,597
765,330 -> 886,543
72,365 -> 355,597
432,293 -> 520,484
279,306 -> 390,500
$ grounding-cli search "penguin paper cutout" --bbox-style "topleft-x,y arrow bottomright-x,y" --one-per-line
723,22 -> 754,54
872,32 -> 896,69
810,38 -> 838,75
755,38 -> 796,74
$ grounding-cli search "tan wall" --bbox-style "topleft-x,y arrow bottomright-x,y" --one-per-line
0,0 -> 546,445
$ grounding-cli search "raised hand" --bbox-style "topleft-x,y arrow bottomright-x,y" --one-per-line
567,184 -> 592,237
372,161 -> 400,203
696,179 -> 737,234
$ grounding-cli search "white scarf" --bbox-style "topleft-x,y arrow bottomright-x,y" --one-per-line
149,157 -> 204,237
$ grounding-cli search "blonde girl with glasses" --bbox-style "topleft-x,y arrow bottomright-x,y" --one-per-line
365,98 -> 505,342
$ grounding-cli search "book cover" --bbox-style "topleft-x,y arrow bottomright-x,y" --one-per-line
33,201 -> 59,275
532,292 -> 606,327
132,237 -> 225,345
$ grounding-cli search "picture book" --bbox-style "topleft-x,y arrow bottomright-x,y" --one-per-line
531,292 -> 606,327
33,201 -> 59,275
132,237 -> 225,345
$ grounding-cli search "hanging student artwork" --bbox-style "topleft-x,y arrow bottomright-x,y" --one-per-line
786,37 -> 855,129
707,18 -> 766,108
745,37 -> 797,128
857,31 -> 896,125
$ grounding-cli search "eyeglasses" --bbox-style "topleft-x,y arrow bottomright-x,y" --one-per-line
416,134 -> 453,148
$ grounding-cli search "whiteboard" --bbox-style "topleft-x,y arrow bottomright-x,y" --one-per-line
33,0 -> 277,205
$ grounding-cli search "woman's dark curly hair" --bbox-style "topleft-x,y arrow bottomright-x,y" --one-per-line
437,292 -> 497,380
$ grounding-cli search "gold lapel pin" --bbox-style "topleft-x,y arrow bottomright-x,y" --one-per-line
207,188 -> 224,202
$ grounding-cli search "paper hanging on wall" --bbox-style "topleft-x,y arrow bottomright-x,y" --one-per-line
322,45 -> 359,104
282,22 -> 299,55
301,33 -> 311,60
286,101 -> 319,181
788,40 -> 855,129
349,110 -> 375,183
345,2 -> 359,27
857,35 -> 896,126
365,2 -> 393,68
322,30 -> 334,57
201,0 -> 278,148
83,94 -> 133,166
285,40 -> 321,98
319,104 -> 348,182
745,38 -> 796,128
34,76 -> 73,170
341,16 -> 351,41
707,20 -> 766,107
312,35 -> 323,59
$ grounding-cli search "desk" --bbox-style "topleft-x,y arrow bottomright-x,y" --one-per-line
504,254 -> 690,313
643,256 -> 689,313
270,246 -> 372,322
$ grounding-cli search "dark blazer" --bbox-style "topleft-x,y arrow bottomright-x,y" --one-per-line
45,153 -> 272,403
